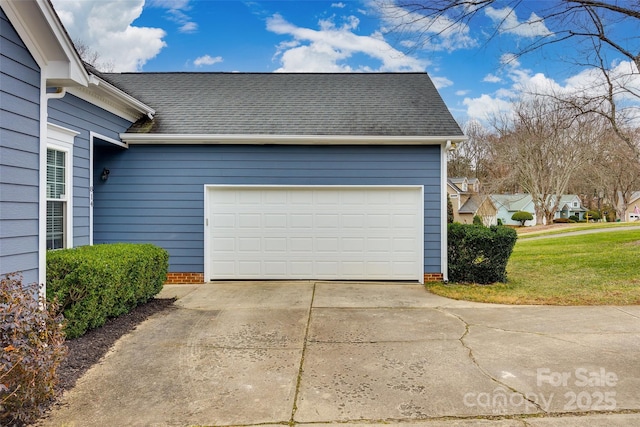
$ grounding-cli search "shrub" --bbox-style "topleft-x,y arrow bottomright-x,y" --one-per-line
553,218 -> 570,223
473,215 -> 483,225
47,243 -> 168,338
586,210 -> 601,221
511,210 -> 533,226
568,215 -> 579,222
448,223 -> 518,284
497,218 -> 503,226
0,273 -> 67,426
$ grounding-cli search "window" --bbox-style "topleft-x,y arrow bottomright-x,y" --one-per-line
46,123 -> 77,250
573,201 -> 578,208
46,149 -> 66,249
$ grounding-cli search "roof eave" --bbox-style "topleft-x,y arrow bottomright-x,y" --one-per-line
67,75 -> 155,122
119,134 -> 468,145
1,0 -> 89,87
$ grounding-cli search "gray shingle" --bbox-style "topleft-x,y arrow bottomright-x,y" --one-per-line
101,72 -> 463,137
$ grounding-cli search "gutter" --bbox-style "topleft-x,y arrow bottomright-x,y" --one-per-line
119,133 -> 468,145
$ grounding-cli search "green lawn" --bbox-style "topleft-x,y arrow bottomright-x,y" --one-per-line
427,228 -> 640,305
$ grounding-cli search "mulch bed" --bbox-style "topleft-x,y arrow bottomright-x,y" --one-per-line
56,298 -> 177,392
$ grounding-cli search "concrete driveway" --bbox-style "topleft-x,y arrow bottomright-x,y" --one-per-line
39,282 -> 640,426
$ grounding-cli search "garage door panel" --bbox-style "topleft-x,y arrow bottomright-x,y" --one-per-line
264,214 -> 287,228
238,261 -> 261,275
206,186 -> 423,281
290,214 -> 313,228
290,237 -> 313,252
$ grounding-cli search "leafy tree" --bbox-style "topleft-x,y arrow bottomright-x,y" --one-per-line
511,210 -> 533,226
447,194 -> 455,223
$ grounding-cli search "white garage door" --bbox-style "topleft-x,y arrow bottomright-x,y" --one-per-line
205,186 -> 424,282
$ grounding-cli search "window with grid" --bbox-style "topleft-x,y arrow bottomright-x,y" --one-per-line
47,149 -> 66,249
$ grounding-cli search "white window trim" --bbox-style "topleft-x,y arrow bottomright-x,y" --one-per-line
47,123 -> 78,249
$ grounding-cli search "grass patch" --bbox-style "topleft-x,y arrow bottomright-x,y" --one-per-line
428,228 -> 640,305
517,222 -> 640,239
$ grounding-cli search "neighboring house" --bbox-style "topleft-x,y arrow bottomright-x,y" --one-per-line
626,192 -> 640,222
491,193 -> 589,226
0,0 -> 466,293
550,195 -> 587,221
447,178 -> 497,226
490,194 -> 537,226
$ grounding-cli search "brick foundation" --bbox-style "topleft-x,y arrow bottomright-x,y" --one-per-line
424,273 -> 444,282
165,272 -> 205,284
166,272 -> 444,284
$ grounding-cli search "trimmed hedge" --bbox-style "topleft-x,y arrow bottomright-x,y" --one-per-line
448,223 -> 518,284
46,243 -> 169,338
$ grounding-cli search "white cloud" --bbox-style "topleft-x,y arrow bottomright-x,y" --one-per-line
179,22 -> 198,33
193,55 -> 223,67
483,74 -> 501,83
266,13 -> 427,72
376,3 -> 478,52
499,53 -> 520,68
485,6 -> 552,38
463,58 -> 640,124
431,76 -> 453,89
463,94 -> 513,121
163,7 -> 198,33
51,0 -> 166,72
456,90 -> 470,96
331,2 -> 346,8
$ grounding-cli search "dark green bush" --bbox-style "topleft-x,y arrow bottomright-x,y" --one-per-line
472,215 -> 483,225
568,215 -> 579,222
553,217 -> 570,223
1,273 -> 67,426
47,243 -> 168,338
448,223 -> 518,284
511,210 -> 533,226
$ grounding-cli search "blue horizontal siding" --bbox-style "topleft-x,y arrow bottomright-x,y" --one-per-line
48,94 -> 133,247
0,9 -> 40,284
94,144 -> 443,275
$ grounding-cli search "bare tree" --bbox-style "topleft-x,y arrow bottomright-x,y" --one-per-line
492,95 -> 603,224
379,0 -> 640,150
73,39 -> 115,72
574,128 -> 640,219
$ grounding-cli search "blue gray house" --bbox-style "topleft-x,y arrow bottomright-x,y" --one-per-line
1,0 -> 154,291
1,0 -> 465,294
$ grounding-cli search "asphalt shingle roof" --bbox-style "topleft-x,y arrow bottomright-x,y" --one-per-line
101,72 -> 464,137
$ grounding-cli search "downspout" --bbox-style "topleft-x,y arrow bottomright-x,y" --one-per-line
39,86 -> 68,298
441,140 -> 449,282
442,140 -> 457,283
46,86 -> 67,100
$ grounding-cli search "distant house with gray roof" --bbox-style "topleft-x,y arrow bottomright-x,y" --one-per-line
447,178 -> 497,226
491,194 -> 538,226
551,195 -> 587,221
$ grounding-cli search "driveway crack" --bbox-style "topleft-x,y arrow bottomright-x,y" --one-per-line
614,306 -> 640,319
289,281 -> 316,425
437,308 -> 546,414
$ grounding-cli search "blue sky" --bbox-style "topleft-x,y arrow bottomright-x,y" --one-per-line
51,0 -> 639,124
